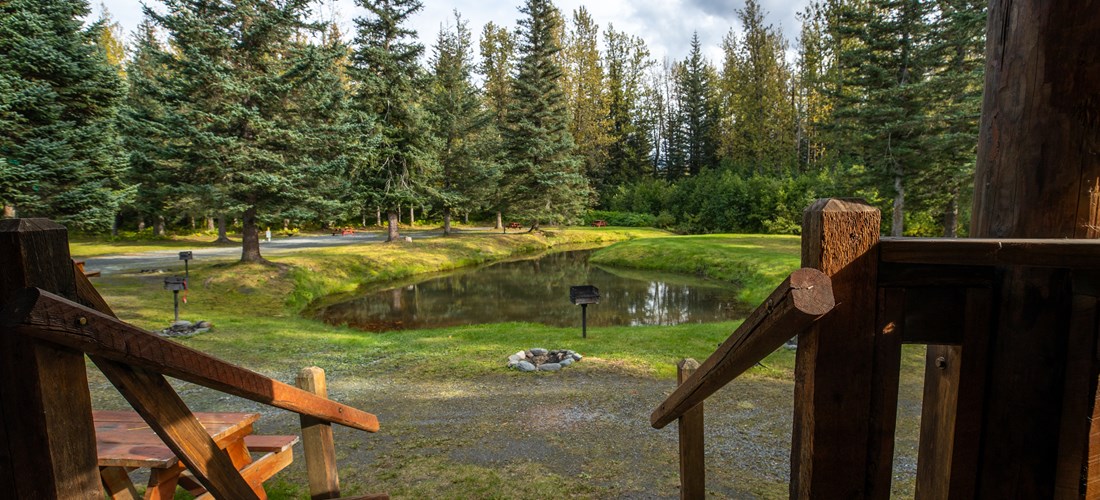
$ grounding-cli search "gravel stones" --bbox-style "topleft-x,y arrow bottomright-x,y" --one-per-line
508,348 -> 582,372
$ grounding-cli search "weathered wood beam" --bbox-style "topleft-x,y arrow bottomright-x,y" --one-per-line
676,359 -> 704,499
650,268 -> 834,429
792,198 -> 881,499
1,287 -> 380,433
880,238 -> 1100,269
297,367 -> 342,500
0,218 -> 101,498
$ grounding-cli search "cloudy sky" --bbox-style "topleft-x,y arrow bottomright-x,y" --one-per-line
89,0 -> 810,65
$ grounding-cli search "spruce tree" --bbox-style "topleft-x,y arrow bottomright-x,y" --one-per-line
151,0 -> 345,260
351,0 -> 439,242
677,34 -> 718,177
120,20 -> 180,235
478,21 -> 514,230
0,0 -> 127,230
428,13 -> 495,236
830,0 -> 938,236
503,0 -> 589,228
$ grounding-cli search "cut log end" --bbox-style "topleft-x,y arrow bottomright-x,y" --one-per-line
789,268 -> 836,316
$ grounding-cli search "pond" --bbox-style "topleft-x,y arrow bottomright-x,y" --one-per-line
317,249 -> 752,332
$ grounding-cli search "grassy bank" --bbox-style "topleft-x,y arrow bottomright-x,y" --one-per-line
590,234 -> 801,306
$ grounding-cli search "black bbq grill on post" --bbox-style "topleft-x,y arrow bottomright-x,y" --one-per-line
164,276 -> 187,323
569,285 -> 600,339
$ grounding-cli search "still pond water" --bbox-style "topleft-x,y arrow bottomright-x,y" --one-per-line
318,250 -> 751,332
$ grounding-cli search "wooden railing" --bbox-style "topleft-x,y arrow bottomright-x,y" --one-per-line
654,199 -> 1100,499
0,219 -> 383,499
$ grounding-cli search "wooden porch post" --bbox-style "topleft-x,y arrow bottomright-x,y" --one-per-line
791,199 -> 883,498
676,358 -> 704,499
916,1 -> 1100,497
0,219 -> 101,498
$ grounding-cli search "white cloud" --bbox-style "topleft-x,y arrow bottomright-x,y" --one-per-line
89,0 -> 808,66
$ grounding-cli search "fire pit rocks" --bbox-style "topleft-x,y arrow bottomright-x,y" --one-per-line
507,347 -> 582,372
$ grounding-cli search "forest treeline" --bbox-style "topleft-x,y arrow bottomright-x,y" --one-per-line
0,0 -> 986,260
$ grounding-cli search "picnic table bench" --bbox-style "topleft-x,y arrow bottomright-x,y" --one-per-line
95,410 -> 298,499
506,222 -> 522,229
332,227 -> 355,236
591,220 -> 608,227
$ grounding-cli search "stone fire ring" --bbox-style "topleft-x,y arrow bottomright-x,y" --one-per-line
507,347 -> 583,372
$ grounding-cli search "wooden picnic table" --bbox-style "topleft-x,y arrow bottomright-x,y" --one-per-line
95,410 -> 298,500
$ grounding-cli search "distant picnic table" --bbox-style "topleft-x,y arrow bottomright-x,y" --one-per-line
591,220 -> 608,227
332,227 -> 355,236
506,222 -> 522,229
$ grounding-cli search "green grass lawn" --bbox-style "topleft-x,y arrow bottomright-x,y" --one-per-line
83,228 -> 932,499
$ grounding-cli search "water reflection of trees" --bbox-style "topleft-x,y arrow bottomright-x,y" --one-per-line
321,251 -> 746,332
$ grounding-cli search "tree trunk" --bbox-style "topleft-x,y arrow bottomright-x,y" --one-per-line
891,174 -> 905,237
361,209 -> 367,227
409,207 -> 415,226
443,207 -> 452,236
215,215 -> 231,243
111,213 -> 120,237
189,215 -> 195,230
2,204 -> 15,218
387,210 -> 400,242
527,220 -> 540,232
376,208 -> 382,226
943,189 -> 959,238
137,219 -> 145,232
154,216 -> 165,237
464,212 -> 469,224
240,207 -> 263,262
495,211 -> 503,231
206,217 -> 215,231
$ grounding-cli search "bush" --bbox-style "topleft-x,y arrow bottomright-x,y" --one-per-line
582,210 -> 657,227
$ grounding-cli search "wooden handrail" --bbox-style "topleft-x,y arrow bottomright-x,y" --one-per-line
880,237 -> 1100,268
650,268 -> 835,429
0,287 -> 379,433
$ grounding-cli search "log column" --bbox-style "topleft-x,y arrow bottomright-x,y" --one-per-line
917,1 -> 1100,497
0,219 -> 101,497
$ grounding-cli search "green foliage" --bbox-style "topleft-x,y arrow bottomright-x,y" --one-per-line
609,169 -> 839,234
0,0 -> 128,231
582,210 -> 656,227
502,0 -> 591,226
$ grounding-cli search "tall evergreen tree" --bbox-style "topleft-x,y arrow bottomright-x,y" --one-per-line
0,0 -> 127,229
719,0 -> 796,173
793,2 -> 833,172
351,0 -> 439,242
676,34 -> 718,178
151,0 -> 345,260
479,21 -> 515,230
830,0 -> 937,236
428,13 -> 495,236
120,19 -> 181,235
503,0 -> 589,228
602,26 -> 654,202
562,7 -> 609,202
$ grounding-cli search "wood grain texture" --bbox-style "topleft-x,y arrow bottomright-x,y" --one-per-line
866,288 -> 904,499
972,1 -> 1100,240
880,238 -> 1100,268
3,287 -> 380,433
100,466 -> 140,500
650,268 -> 835,428
1054,294 -> 1099,499
791,198 -> 880,499
676,359 -> 704,500
0,218 -> 101,498
915,288 -> 992,500
297,366 -> 343,500
96,360 -> 260,499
